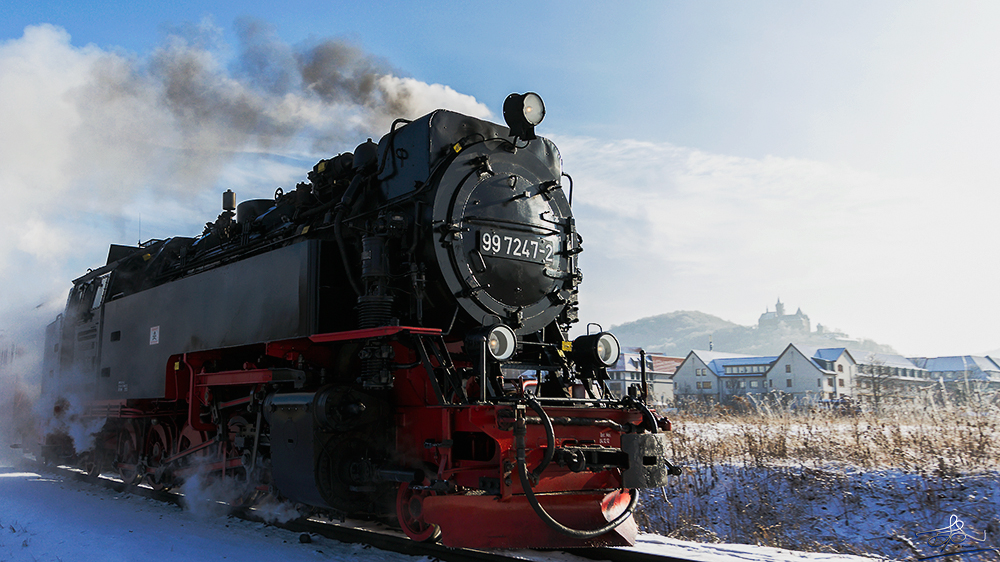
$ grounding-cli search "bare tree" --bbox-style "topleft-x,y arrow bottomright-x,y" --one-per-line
858,355 -> 894,416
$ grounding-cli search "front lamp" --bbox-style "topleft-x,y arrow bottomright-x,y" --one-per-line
572,332 -> 620,368
503,92 -> 546,140
485,324 -> 517,361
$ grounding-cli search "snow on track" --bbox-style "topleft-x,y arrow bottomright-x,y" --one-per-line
0,465 -> 415,562
0,463 -> 878,562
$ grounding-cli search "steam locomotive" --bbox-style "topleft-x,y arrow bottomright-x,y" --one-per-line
41,93 -> 678,548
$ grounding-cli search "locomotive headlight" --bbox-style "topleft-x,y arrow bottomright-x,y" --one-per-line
521,93 -> 545,126
572,332 -> 620,368
503,92 -> 546,140
486,324 -> 517,361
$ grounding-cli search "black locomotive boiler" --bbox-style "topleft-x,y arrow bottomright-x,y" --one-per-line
41,93 -> 678,548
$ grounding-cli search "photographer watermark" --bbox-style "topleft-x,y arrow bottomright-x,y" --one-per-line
913,514 -> 996,560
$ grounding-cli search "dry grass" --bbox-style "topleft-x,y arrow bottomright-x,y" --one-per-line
668,394 -> 1000,474
638,395 -> 1000,560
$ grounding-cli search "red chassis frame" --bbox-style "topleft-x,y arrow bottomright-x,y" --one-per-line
81,326 -> 646,548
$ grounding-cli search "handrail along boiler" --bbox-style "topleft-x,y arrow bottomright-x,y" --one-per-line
41,93 -> 680,548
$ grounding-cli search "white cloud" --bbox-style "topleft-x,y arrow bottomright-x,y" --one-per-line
0,23 -> 494,363
555,134 -> 998,356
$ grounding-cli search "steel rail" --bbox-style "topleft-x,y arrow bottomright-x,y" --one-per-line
19,459 -> 694,562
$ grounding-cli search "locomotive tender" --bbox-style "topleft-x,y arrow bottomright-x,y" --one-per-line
42,93 -> 678,548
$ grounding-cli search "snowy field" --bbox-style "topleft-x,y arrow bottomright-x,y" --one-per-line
636,414 -> 1000,561
640,465 -> 1000,561
0,459 -> 879,562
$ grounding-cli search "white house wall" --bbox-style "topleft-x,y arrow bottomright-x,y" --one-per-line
832,355 -> 856,397
771,346 -> 855,400
777,347 -> 825,397
672,353 -> 718,400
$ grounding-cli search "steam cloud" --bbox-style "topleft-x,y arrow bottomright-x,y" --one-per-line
0,19 -> 490,449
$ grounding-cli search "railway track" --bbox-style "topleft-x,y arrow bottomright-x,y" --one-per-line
19,458 -> 695,562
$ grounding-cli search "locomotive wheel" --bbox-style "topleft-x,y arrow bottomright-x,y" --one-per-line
396,482 -> 442,543
144,423 -> 173,490
116,423 -> 141,485
176,424 -> 209,461
316,434 -> 389,514
173,423 -> 211,485
226,415 -> 262,508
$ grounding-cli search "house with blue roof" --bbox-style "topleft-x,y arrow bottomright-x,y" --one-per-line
849,351 -> 930,401
909,355 -> 1000,391
672,350 -> 759,402
712,355 -> 780,400
671,344 -> 855,404
671,340 -> 1000,408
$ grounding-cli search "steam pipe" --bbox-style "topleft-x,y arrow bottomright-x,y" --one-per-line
334,175 -> 366,296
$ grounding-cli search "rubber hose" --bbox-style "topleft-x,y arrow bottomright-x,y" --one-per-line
515,402 -> 638,539
525,396 -> 554,478
623,396 -> 658,434
639,401 -> 658,434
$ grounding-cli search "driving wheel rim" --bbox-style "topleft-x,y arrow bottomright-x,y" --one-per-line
144,423 -> 172,490
116,424 -> 140,485
396,482 -> 441,543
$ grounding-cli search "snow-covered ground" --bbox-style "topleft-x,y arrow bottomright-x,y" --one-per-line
635,416 -> 1000,561
0,460 -> 880,562
640,465 -> 1000,561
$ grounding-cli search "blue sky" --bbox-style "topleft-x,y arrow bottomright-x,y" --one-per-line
1,1 -> 909,153
2,1 -> 999,357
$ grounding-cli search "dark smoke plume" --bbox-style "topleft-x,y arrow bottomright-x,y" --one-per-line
0,19 -> 489,451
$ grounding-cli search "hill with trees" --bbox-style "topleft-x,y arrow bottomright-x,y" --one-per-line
610,310 -> 896,356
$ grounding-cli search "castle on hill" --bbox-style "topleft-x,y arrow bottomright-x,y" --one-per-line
758,298 -> 810,332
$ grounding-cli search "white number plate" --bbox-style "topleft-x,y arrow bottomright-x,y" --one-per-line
479,231 -> 554,264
